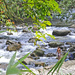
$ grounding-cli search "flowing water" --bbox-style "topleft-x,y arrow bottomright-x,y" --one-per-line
0,24 -> 75,71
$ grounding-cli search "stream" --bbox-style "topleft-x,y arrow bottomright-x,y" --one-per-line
0,22 -> 75,73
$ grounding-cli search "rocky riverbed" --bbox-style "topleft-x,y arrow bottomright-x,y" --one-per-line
0,23 -> 75,75
1,60 -> 75,75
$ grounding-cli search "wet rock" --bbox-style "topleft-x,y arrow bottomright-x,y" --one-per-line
7,43 -> 21,51
48,41 -> 64,47
31,49 -> 44,57
73,53 -> 75,59
33,27 -> 38,30
45,53 -> 56,57
69,47 -> 75,52
22,58 -> 34,65
22,29 -> 29,32
72,44 -> 75,48
32,27 -> 39,32
69,44 -> 75,52
28,37 -> 40,43
0,41 -> 2,43
69,24 -> 75,28
0,35 -> 8,39
52,30 -> 70,36
35,62 -> 45,67
62,47 -> 67,51
7,32 -> 13,35
6,40 -> 16,45
0,63 -> 8,70
60,46 -> 67,51
22,58 -> 45,67
66,42 -> 72,46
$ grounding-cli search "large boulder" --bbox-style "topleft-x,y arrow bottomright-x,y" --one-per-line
48,41 -> 64,47
69,24 -> 75,28
52,30 -> 70,36
22,58 -> 45,67
28,37 -> 40,43
7,43 -> 21,51
31,49 -> 44,57
7,32 -> 13,35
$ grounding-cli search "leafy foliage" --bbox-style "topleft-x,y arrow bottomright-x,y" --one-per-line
55,0 -> 75,22
0,0 -> 61,22
6,52 -> 35,75
0,0 -> 61,40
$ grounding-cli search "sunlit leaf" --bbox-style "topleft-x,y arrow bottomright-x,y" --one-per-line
6,52 -> 17,75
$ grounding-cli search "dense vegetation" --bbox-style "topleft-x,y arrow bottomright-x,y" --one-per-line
0,0 -> 61,40
0,0 -> 60,24
55,0 -> 75,22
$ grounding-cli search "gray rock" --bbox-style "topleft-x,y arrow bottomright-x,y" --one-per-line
69,44 -> 75,52
0,35 -> 9,39
69,47 -> 75,52
45,53 -> 56,57
28,38 -> 40,43
73,53 -> 75,59
33,27 -> 38,30
48,41 -> 64,47
60,46 -> 67,51
22,29 -> 29,32
62,47 -> 67,51
7,32 -> 13,35
7,43 -> 21,51
22,58 -> 45,67
52,30 -> 70,36
22,58 -> 35,65
69,24 -> 75,28
31,49 -> 44,57
6,40 -> 16,45
0,63 -> 8,70
66,42 -> 72,46
35,62 -> 45,67
32,27 -> 39,32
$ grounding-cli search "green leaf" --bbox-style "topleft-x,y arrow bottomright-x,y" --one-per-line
18,59 -> 36,75
20,70 -> 32,72
13,52 -> 31,67
6,52 -> 17,75
6,67 -> 21,75
28,27 -> 32,30
47,51 -> 69,75
0,31 -> 6,33
43,21 -> 51,26
46,33 -> 55,39
57,51 -> 69,72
